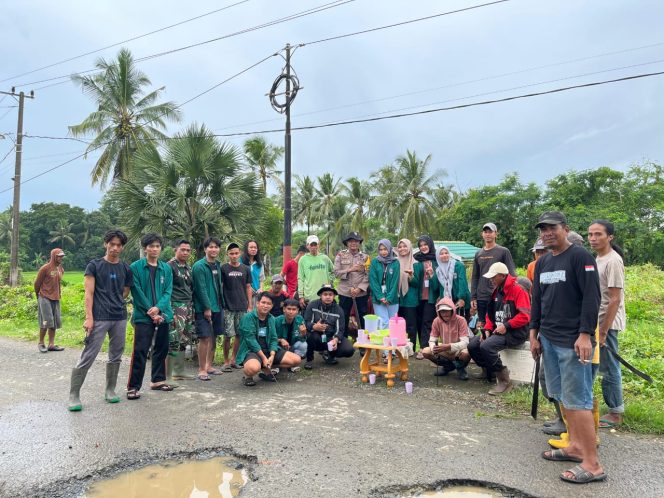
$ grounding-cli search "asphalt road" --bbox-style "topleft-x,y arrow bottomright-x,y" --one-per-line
0,336 -> 662,498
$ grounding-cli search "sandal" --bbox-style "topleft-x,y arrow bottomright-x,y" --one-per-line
207,368 -> 223,375
599,418 -> 621,429
221,365 -> 233,373
542,449 -> 582,463
231,363 -> 242,369
416,352 -> 424,360
47,345 -> 64,351
197,374 -> 211,381
259,372 -> 277,382
243,376 -> 256,387
150,383 -> 175,391
560,465 -> 607,484
38,344 -> 48,353
126,389 -> 141,400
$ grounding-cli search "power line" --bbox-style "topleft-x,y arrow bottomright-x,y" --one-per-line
0,0 -> 250,84
300,0 -> 510,46
11,68 -> 664,188
0,145 -> 16,167
12,0 -> 356,89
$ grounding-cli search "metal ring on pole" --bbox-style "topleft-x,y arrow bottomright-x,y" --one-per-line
269,72 -> 300,113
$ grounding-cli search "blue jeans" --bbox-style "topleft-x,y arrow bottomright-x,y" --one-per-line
541,334 -> 595,411
599,329 -> 624,414
373,303 -> 399,329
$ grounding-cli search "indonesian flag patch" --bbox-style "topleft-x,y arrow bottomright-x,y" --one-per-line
585,265 -> 595,272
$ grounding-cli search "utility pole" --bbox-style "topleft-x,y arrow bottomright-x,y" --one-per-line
1,88 -> 34,286
269,44 -> 300,265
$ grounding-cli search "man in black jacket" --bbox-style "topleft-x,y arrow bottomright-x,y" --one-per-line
529,211 -> 605,484
303,284 -> 355,369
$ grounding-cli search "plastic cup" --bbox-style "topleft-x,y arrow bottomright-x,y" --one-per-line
405,382 -> 413,394
327,340 -> 335,351
390,337 -> 398,347
383,337 -> 390,346
369,374 -> 376,385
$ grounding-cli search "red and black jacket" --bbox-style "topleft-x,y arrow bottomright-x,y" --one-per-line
485,275 -> 531,346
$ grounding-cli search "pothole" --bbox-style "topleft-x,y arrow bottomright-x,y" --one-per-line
84,456 -> 248,498
372,479 -> 537,498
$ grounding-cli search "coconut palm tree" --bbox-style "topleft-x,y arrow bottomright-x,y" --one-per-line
313,173 -> 343,254
69,48 -> 182,186
293,175 -> 316,235
394,150 -> 439,239
243,136 -> 284,193
110,123 -> 269,255
339,177 -> 372,241
369,164 -> 402,234
49,221 -> 76,248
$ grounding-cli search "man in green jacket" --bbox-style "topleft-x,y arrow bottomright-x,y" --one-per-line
236,293 -> 302,386
126,233 -> 174,400
192,237 -> 224,381
275,299 -> 308,368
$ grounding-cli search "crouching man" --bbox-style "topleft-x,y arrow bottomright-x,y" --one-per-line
236,292 -> 301,386
422,297 -> 471,380
275,299 -> 309,366
467,262 -> 531,395
303,284 -> 355,370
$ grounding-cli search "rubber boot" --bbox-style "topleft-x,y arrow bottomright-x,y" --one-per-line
454,360 -> 469,381
105,362 -> 121,403
593,398 -> 601,446
68,367 -> 88,412
171,351 -> 195,381
488,367 -> 513,395
165,355 -> 179,388
548,406 -> 570,448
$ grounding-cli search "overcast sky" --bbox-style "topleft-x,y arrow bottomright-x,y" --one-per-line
1,0 -> 662,211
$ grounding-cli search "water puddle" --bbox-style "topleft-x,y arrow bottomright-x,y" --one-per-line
407,486 -> 502,497
84,456 -> 248,498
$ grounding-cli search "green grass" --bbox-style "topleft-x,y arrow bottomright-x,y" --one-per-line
22,270 -> 85,286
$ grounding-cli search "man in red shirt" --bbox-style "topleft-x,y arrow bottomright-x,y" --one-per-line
281,245 -> 307,299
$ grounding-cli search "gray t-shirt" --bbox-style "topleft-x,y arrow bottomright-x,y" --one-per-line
596,250 -> 626,331
471,244 -> 517,301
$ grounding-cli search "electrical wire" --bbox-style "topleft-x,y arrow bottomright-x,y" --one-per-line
0,0 -> 251,84
299,0 -> 510,46
0,145 -> 16,167
11,0 -> 356,89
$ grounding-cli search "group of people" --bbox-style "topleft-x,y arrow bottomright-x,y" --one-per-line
33,209 -> 626,485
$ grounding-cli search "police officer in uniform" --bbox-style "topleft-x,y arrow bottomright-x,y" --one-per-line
334,232 -> 370,334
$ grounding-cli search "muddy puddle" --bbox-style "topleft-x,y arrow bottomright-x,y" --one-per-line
84,456 -> 248,498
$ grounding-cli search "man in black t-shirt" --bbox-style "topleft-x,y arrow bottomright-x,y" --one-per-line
529,211 -> 605,484
267,274 -> 288,317
68,230 -> 133,412
220,242 -> 253,371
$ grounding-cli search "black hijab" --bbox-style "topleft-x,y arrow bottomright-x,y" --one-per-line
414,235 -> 436,262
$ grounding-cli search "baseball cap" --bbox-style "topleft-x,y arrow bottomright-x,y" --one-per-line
483,262 -> 509,278
535,211 -> 567,228
482,222 -> 497,232
56,251 -> 65,256
306,235 -> 320,245
226,242 -> 240,252
317,284 -> 338,296
271,274 -> 284,284
436,302 -> 454,312
567,231 -> 584,246
342,231 -> 363,245
531,239 -> 546,252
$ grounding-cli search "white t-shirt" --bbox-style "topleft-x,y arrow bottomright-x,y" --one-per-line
596,250 -> 626,331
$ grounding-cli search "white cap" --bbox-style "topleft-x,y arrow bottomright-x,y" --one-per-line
483,262 -> 509,278
306,235 -> 320,245
482,222 -> 497,232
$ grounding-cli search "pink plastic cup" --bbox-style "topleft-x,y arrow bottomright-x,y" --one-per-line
327,340 -> 335,351
405,382 -> 413,394
383,337 -> 390,346
390,337 -> 398,347
369,373 -> 376,385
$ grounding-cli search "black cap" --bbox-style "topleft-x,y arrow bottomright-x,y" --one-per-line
342,231 -> 363,245
317,284 -> 338,296
535,211 -> 567,228
226,242 -> 240,252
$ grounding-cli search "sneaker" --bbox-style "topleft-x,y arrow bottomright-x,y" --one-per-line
243,376 -> 256,387
304,361 -> 314,370
457,367 -> 469,381
38,344 -> 48,353
324,356 -> 338,365
321,351 -> 330,361
289,366 -> 301,373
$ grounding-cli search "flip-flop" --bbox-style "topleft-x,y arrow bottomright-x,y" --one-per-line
221,365 -> 233,373
126,389 -> 141,400
542,449 -> 582,463
207,369 -> 223,375
599,419 -> 620,429
243,376 -> 256,387
47,345 -> 64,351
197,374 -> 211,381
150,384 -> 175,391
560,465 -> 607,484
231,363 -> 242,369
38,344 -> 48,353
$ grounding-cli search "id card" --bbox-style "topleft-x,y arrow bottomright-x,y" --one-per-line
381,284 -> 387,294
258,327 -> 267,337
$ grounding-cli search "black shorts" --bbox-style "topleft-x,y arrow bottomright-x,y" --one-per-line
194,311 -> 224,338
244,349 -> 286,367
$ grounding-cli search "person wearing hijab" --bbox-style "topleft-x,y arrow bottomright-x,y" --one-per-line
369,239 -> 401,329
413,235 -> 439,359
435,246 -> 471,321
397,239 -> 419,352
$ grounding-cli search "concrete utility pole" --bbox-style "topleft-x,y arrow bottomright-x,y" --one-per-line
269,44 -> 300,265
1,88 -> 34,286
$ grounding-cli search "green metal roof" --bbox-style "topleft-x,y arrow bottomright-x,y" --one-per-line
433,241 -> 480,262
